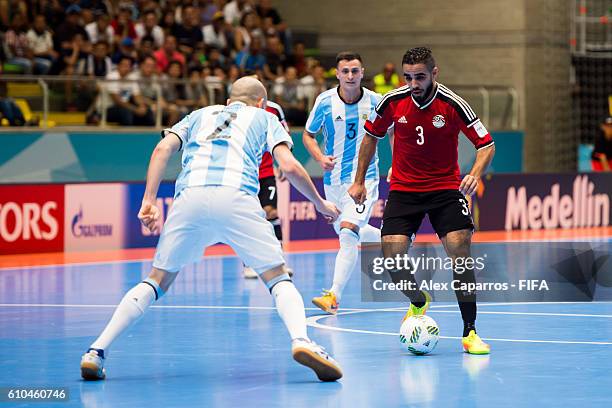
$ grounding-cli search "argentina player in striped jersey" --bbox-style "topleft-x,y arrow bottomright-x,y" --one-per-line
80,77 -> 343,382
303,51 -> 392,314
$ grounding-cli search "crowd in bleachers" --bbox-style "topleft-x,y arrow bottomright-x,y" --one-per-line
0,0 -> 336,126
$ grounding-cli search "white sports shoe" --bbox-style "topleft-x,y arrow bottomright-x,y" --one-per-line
243,266 -> 258,279
291,338 -> 343,381
80,349 -> 106,380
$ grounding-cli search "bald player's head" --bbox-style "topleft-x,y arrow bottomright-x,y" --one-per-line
228,76 -> 267,107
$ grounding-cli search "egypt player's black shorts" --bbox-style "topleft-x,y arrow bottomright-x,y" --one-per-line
381,190 -> 474,238
258,176 -> 278,208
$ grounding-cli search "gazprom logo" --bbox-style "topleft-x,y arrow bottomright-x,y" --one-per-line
71,206 -> 113,238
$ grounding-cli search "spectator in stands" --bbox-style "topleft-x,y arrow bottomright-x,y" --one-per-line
52,5 -> 89,72
137,35 -> 156,61
78,41 -> 112,77
262,34 -> 285,80
0,97 -> 26,126
61,32 -> 91,109
235,36 -> 266,73
105,56 -> 154,126
3,12 -> 32,74
80,0 -> 110,15
86,12 -> 114,46
286,41 -> 306,77
160,10 -> 181,36
273,66 -> 307,125
207,45 -> 228,71
26,15 -> 58,74
135,10 -> 165,48
198,0 -> 220,26
300,62 -> 328,110
172,5 -> 204,56
162,60 -> 198,119
592,116 -> 612,172
111,5 -> 137,45
256,0 -> 288,42
186,64 -> 209,108
81,8 -> 95,26
234,11 -> 263,52
224,0 -> 254,26
112,37 -> 138,65
373,62 -> 400,95
202,11 -> 229,52
129,54 -> 175,125
153,35 -> 186,73
34,0 -> 64,30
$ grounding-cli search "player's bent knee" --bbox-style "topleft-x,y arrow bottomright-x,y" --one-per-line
263,206 -> 278,220
339,222 -> 359,235
148,267 -> 179,295
381,234 -> 411,258
260,264 -> 292,292
339,228 -> 359,247
443,229 -> 472,252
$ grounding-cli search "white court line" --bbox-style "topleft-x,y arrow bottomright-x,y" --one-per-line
2,302 -> 611,345
427,310 -> 612,318
305,310 -> 612,346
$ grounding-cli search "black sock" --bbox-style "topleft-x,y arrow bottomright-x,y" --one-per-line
463,321 -> 476,337
389,268 -> 426,306
454,264 -> 477,337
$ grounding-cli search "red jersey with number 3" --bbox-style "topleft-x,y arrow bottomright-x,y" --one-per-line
364,83 -> 494,192
259,101 -> 290,179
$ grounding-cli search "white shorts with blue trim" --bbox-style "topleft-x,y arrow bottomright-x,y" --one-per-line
153,186 -> 285,274
323,178 -> 379,234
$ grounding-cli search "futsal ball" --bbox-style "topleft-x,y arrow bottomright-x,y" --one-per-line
399,315 -> 440,355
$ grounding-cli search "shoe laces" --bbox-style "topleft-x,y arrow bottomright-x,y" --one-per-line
321,289 -> 334,298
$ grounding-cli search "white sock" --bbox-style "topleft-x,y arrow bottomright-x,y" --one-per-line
330,228 -> 359,301
360,224 -> 381,243
271,280 -> 309,340
90,281 -> 159,352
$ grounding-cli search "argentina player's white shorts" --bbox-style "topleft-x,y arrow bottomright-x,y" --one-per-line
323,178 -> 379,234
153,186 -> 285,274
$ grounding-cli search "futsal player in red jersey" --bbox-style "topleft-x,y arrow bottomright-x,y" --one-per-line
243,100 -> 294,278
349,47 -> 495,354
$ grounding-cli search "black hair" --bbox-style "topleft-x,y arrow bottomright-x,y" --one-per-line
335,51 -> 362,66
402,47 -> 436,71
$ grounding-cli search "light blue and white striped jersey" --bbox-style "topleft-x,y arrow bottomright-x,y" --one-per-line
163,102 -> 293,196
305,87 -> 381,185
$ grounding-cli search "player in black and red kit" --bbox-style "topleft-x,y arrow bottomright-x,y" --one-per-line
243,99 -> 294,278
349,47 -> 494,354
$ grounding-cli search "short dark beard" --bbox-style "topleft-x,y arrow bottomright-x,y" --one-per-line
412,82 -> 434,104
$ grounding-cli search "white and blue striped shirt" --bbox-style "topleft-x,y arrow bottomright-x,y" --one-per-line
164,102 -> 293,196
305,87 -> 381,185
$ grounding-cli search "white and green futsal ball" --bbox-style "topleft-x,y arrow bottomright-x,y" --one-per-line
399,315 -> 440,355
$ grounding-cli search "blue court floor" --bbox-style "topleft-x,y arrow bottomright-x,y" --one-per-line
1,247 -> 612,407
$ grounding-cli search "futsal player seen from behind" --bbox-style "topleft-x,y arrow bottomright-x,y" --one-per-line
349,47 -> 494,354
243,99 -> 293,278
303,51 -> 390,314
80,77 -> 343,382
